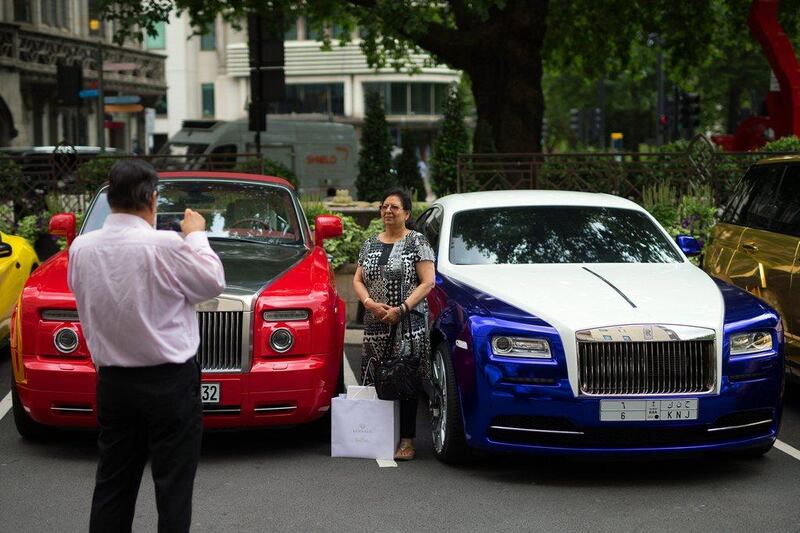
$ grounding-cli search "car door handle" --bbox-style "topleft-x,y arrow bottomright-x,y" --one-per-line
741,242 -> 759,253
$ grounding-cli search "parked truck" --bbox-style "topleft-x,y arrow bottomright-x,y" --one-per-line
159,118 -> 358,196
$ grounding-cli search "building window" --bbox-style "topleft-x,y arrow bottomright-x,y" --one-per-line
41,0 -> 67,28
14,0 -> 32,23
201,84 -> 215,117
284,19 -> 298,41
154,95 -> 168,116
304,17 -> 322,40
364,82 -> 450,116
200,25 -> 216,50
146,21 -> 166,50
274,83 -> 344,115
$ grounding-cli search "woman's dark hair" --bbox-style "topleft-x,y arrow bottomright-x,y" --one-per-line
107,159 -> 159,211
380,189 -> 415,230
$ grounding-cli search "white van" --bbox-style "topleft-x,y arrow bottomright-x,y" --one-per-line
159,118 -> 358,196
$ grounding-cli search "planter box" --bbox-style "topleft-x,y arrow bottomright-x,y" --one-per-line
334,262 -> 363,325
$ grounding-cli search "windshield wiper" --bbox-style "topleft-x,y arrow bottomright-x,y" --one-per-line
208,236 -> 303,246
208,236 -> 269,246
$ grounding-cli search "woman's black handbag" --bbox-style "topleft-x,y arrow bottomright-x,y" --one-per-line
369,313 -> 420,401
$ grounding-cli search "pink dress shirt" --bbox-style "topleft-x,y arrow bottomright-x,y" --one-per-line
68,213 -> 226,367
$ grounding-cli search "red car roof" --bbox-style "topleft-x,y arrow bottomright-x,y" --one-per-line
158,171 -> 294,190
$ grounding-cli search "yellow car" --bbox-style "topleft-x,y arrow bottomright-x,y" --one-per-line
0,231 -> 39,347
703,155 -> 800,378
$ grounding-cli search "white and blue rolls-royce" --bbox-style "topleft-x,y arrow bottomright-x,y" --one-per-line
416,191 -> 783,461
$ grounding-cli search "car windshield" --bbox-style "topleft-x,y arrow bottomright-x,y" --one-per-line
449,206 -> 683,264
82,180 -> 305,245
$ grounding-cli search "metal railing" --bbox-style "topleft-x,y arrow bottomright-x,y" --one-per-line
0,150 -> 265,229
457,136 -> 796,204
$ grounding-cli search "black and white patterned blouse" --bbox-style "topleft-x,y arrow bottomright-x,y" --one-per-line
358,231 -> 436,385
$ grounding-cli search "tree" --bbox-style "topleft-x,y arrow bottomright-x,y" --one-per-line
99,0 -> 800,154
431,86 -> 470,196
395,132 -> 424,201
356,91 -> 393,201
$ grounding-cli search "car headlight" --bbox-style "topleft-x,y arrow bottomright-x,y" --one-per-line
270,328 -> 295,353
730,331 -> 773,355
53,327 -> 79,354
491,336 -> 551,358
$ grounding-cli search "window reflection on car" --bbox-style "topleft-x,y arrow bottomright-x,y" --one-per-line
82,180 -> 304,245
449,206 -> 683,265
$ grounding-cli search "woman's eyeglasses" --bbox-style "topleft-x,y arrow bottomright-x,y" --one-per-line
380,204 -> 404,212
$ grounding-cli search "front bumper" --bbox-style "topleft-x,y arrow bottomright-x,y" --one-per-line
16,353 -> 340,430
457,345 -> 783,456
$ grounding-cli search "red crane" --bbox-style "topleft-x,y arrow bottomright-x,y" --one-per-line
711,0 -> 800,151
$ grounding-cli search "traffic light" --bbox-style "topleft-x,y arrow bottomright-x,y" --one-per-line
569,108 -> 583,141
679,92 -> 701,135
589,107 -> 603,145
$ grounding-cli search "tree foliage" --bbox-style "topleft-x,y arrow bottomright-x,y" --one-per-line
99,0 -> 800,154
431,85 -> 469,197
356,91 -> 393,201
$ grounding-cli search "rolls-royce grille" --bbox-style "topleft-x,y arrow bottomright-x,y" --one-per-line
578,340 -> 715,395
197,311 -> 243,371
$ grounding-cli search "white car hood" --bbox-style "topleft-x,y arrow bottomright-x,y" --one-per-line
440,262 -> 725,396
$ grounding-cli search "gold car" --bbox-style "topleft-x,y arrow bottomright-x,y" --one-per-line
703,156 -> 800,377
0,231 -> 39,346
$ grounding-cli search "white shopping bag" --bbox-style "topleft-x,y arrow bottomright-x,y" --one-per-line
331,386 -> 399,460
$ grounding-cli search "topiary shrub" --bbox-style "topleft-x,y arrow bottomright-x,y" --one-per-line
431,84 -> 470,196
357,91 -> 394,201
760,135 -> 800,152
75,157 -> 116,195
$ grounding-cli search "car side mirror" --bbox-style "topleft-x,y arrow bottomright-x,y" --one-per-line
0,241 -> 11,258
49,212 -> 77,246
676,235 -> 702,257
314,215 -> 343,248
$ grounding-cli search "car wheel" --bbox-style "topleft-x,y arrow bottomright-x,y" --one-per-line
430,341 -> 469,463
11,381 -> 50,441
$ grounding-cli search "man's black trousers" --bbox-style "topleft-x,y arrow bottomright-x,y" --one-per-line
89,359 -> 202,533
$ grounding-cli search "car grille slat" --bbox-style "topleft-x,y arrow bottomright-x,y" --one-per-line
196,311 -> 243,372
578,340 -> 714,396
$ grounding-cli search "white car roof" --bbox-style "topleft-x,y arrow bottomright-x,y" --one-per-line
434,190 -> 645,213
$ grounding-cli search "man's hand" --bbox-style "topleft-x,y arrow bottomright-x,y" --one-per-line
180,209 -> 206,236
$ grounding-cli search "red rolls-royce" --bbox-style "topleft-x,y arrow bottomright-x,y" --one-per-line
10,172 -> 346,437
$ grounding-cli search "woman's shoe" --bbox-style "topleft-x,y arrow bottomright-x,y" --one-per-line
394,443 -> 416,461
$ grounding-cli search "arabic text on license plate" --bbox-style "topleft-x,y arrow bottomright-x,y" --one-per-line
600,399 -> 698,422
201,383 -> 220,404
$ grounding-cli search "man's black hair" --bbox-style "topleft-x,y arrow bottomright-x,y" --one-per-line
107,159 -> 159,211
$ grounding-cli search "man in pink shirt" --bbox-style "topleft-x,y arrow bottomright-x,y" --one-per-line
68,160 -> 226,533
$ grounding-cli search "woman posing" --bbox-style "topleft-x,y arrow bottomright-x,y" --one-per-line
353,189 -> 436,461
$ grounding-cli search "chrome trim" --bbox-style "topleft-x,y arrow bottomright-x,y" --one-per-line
707,419 -> 773,433
576,324 -> 715,342
195,295 -> 253,373
51,406 -> 93,413
489,425 -> 585,436
576,326 -> 716,396
269,327 -> 294,353
254,405 -> 297,413
202,407 -> 241,414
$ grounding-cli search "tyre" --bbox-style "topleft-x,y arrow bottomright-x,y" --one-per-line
430,341 -> 469,463
11,381 -> 50,441
336,351 -> 346,394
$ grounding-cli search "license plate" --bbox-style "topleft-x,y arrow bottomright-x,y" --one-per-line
600,399 -> 698,422
201,383 -> 220,404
